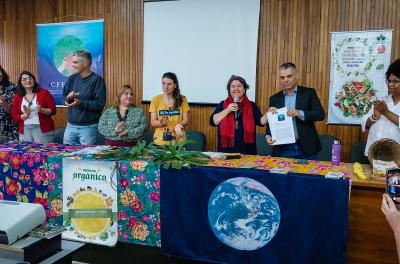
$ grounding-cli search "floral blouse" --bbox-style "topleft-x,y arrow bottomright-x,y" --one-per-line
98,106 -> 148,142
0,82 -> 18,140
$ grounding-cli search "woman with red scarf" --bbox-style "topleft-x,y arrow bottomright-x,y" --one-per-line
210,75 -> 268,154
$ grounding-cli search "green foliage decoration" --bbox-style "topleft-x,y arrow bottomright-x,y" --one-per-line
94,139 -> 210,170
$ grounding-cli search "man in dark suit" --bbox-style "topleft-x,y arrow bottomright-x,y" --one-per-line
266,62 -> 325,159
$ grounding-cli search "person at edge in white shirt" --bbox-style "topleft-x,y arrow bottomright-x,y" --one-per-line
361,58 -> 400,156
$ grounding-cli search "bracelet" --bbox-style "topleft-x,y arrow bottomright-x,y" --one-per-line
369,115 -> 377,122
371,113 -> 380,120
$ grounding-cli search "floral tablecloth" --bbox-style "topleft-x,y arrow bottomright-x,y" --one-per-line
0,143 -> 348,248
47,156 -> 162,247
206,155 -> 348,176
0,142 -> 82,214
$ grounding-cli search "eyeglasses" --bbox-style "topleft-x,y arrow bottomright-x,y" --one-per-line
386,79 -> 400,86
21,77 -> 33,82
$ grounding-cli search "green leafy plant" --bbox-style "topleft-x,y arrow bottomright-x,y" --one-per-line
93,140 -> 151,160
151,139 -> 210,169
93,139 -> 210,170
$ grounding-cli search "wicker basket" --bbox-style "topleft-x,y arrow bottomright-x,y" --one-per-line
368,138 -> 400,166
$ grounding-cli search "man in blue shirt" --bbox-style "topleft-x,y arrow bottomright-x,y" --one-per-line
266,62 -> 325,159
62,50 -> 106,145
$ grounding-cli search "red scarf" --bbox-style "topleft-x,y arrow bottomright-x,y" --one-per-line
220,95 -> 255,148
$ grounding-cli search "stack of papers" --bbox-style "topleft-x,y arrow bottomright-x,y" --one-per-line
69,145 -> 113,155
29,223 -> 65,239
202,152 -> 227,160
325,172 -> 345,179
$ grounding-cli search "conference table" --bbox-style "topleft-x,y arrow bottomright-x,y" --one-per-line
0,142 -> 396,263
346,165 -> 397,264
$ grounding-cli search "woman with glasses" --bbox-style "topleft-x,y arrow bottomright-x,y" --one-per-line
362,58 -> 400,156
0,65 -> 18,141
12,71 -> 57,143
209,75 -> 268,154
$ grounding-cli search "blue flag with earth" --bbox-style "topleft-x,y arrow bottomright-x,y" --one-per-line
160,166 -> 349,264
37,20 -> 104,105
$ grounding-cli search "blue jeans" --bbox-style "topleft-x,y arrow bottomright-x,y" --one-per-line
63,123 -> 98,145
279,142 -> 318,160
19,124 -> 55,144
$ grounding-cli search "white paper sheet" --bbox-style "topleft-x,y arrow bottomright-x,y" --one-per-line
267,107 -> 296,145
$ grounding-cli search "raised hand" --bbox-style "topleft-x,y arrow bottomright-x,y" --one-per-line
0,95 -> 11,113
175,123 -> 184,137
227,103 -> 239,113
373,107 -> 381,119
374,100 -> 388,114
23,105 -> 31,116
0,95 -> 6,108
287,108 -> 300,117
266,135 -> 276,145
65,98 -> 80,108
267,107 -> 278,114
63,54 -> 75,76
115,121 -> 126,134
159,116 -> 168,127
118,130 -> 128,137
381,194 -> 400,234
67,91 -> 80,102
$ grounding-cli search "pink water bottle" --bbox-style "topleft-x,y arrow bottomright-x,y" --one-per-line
331,140 -> 341,166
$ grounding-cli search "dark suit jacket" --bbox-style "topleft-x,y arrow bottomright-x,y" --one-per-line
266,86 -> 325,156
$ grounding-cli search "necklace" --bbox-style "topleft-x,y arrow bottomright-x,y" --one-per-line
24,93 -> 36,107
117,106 -> 129,122
234,110 -> 242,130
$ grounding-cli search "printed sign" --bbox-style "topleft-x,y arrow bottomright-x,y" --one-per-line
62,158 -> 117,246
328,30 -> 392,124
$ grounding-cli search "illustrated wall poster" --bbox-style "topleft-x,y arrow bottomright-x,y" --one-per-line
328,30 -> 392,124
37,19 -> 104,106
62,158 -> 117,246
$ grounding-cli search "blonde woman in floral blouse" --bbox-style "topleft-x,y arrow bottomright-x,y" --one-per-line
98,85 -> 148,147
0,65 -> 18,140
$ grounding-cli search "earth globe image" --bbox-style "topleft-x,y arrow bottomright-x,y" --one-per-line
53,35 -> 84,76
208,177 -> 280,251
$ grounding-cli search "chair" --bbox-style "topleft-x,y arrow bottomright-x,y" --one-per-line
350,141 -> 370,164
316,134 -> 337,161
54,127 -> 65,144
143,130 -> 154,145
185,130 -> 206,151
256,133 -> 273,156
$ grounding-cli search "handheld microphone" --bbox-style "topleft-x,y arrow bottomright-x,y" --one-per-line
233,96 -> 239,119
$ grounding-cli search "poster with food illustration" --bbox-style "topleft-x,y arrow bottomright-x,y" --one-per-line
62,158 -> 118,246
328,30 -> 392,124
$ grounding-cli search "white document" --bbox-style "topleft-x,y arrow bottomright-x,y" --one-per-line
267,107 -> 296,145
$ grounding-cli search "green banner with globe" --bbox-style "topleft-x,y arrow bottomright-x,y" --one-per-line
37,20 -> 104,105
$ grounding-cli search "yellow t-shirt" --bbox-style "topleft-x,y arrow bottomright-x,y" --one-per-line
149,95 -> 190,146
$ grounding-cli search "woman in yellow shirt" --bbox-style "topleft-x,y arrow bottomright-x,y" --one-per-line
149,72 -> 190,146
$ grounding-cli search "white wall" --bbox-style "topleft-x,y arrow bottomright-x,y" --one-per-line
143,0 -> 260,103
